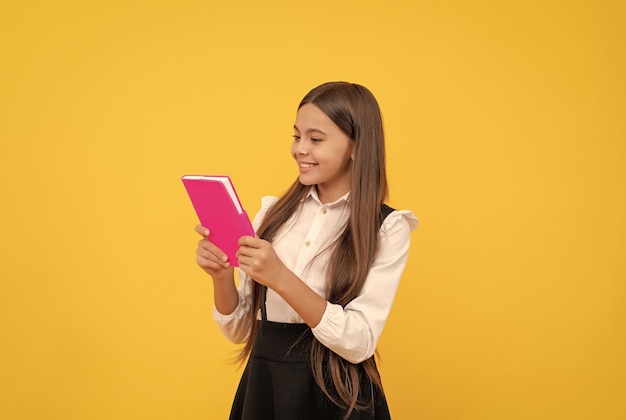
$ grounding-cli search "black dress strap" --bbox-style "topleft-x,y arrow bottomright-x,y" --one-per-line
380,203 -> 395,223
260,286 -> 268,321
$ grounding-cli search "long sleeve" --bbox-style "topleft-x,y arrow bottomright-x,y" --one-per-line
212,196 -> 278,343
311,211 -> 417,363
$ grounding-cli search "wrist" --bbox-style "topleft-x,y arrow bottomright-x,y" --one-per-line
273,267 -> 297,295
211,270 -> 234,284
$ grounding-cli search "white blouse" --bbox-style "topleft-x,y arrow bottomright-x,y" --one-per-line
213,187 -> 419,364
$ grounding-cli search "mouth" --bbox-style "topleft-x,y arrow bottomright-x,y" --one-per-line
299,162 -> 318,169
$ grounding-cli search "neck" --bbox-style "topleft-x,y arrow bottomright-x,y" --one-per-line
316,185 -> 351,204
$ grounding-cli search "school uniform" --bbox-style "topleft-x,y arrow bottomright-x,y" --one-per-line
214,188 -> 419,419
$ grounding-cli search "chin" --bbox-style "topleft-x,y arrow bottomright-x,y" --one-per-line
298,175 -> 317,186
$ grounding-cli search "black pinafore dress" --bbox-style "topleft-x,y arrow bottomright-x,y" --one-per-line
228,206 -> 396,420
228,303 -> 392,420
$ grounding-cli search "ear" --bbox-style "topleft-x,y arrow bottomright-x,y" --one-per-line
350,143 -> 356,161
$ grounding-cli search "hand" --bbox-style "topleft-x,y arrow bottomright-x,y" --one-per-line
195,225 -> 234,280
236,235 -> 290,289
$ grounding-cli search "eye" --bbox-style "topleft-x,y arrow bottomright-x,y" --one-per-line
292,135 -> 301,141
311,137 -> 322,142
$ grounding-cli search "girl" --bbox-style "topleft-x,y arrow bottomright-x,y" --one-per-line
195,82 -> 418,420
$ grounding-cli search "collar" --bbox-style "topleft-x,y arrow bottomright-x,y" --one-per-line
304,186 -> 351,207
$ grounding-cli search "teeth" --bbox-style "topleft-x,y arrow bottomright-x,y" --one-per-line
300,163 -> 316,168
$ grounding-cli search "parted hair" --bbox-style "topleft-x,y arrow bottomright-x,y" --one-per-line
237,82 -> 388,416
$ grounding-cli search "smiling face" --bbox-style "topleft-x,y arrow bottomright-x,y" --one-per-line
291,103 -> 355,203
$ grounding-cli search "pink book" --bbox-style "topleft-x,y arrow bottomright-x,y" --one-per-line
182,175 -> 255,267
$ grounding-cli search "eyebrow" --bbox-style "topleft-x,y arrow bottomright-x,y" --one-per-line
293,125 -> 327,135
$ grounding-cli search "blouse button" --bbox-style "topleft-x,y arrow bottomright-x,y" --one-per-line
322,208 -> 328,214
290,316 -> 298,323
305,241 -> 311,247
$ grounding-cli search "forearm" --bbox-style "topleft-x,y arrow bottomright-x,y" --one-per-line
211,271 -> 239,315
273,269 -> 327,328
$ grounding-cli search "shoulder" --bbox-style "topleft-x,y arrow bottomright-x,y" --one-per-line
251,196 -> 279,229
373,208 -> 418,265
260,195 -> 279,210
380,209 -> 419,235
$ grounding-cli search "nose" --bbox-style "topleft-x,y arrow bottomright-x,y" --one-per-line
293,140 -> 309,156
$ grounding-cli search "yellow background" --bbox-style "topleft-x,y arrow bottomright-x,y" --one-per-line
1,1 -> 624,419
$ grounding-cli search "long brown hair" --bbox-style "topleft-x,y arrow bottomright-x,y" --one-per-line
237,82 -> 388,416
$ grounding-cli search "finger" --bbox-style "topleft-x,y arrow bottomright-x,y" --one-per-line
238,235 -> 261,247
195,225 -> 210,237
235,248 -> 248,261
198,236 -> 230,262
236,242 -> 258,259
197,244 -> 230,267
236,257 -> 252,275
197,254 -> 229,271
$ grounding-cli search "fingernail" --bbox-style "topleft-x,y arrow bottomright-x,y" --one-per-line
221,255 -> 228,262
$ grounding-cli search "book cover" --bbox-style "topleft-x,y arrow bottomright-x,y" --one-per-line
182,175 -> 255,267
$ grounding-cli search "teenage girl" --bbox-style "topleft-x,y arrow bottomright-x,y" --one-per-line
195,82 -> 418,420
